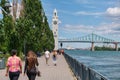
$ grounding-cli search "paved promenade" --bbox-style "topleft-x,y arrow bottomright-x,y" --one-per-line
0,54 -> 76,80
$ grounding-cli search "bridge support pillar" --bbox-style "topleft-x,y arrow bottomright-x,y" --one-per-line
91,42 -> 94,51
115,43 -> 118,51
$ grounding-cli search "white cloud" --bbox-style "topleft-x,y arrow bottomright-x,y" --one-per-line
96,22 -> 120,34
75,11 -> 104,16
75,0 -> 116,5
105,7 -> 120,21
106,7 -> 120,16
62,22 -> 120,38
62,24 -> 95,35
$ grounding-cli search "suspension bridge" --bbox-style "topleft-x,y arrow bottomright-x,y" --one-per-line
58,33 -> 120,51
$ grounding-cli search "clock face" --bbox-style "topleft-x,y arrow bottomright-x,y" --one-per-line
54,35 -> 57,37
53,21 -> 57,25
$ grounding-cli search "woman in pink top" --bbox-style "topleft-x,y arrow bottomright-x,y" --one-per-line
5,49 -> 22,80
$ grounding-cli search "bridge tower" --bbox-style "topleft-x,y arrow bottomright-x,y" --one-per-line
114,42 -> 118,51
52,9 -> 59,50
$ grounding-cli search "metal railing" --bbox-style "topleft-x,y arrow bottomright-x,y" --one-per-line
64,53 -> 109,80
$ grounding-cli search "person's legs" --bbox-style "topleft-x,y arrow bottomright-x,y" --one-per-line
27,71 -> 36,80
9,71 -> 20,80
13,71 -> 20,80
9,72 -> 14,80
53,57 -> 57,66
13,76 -> 19,80
46,58 -> 49,65
27,72 -> 31,80
30,74 -> 36,80
45,58 -> 47,64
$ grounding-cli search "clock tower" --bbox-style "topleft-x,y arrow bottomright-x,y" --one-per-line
52,9 -> 59,50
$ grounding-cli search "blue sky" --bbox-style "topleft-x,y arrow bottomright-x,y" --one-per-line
0,0 -> 120,48
41,0 -> 120,48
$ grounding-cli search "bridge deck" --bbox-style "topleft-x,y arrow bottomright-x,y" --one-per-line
0,54 -> 76,80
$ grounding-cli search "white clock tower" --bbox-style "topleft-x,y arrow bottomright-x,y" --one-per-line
52,9 -> 59,50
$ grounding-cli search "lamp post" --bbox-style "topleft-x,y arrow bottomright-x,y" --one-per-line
60,43 -> 63,48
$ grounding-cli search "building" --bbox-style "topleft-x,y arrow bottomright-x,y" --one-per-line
52,9 -> 59,50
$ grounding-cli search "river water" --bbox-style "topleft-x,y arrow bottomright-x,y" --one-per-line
64,50 -> 120,80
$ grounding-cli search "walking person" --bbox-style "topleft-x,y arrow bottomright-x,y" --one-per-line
44,49 -> 50,65
5,49 -> 22,80
24,50 -> 39,80
52,50 -> 57,66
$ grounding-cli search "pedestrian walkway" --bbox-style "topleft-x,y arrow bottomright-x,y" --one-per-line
0,54 -> 76,80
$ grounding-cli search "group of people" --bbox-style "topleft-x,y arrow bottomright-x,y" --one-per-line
5,49 -> 39,80
5,49 -> 60,80
44,49 -> 58,66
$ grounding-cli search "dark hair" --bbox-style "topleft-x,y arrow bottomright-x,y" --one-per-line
11,49 -> 17,56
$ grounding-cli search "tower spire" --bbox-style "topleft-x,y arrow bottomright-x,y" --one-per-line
52,9 -> 59,50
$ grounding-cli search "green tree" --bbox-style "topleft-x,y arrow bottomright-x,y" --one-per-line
0,0 -> 54,55
0,0 -> 15,52
18,0 -> 54,53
